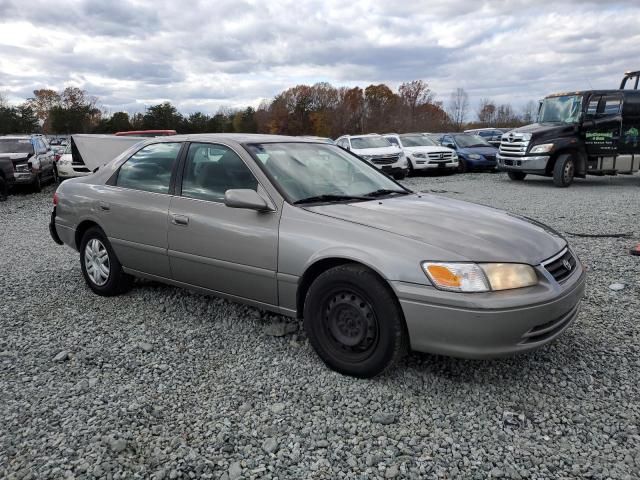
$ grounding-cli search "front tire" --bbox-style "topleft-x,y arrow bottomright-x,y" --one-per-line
553,154 -> 575,187
508,171 -> 527,181
32,174 -> 42,193
80,227 -> 133,296
457,159 -> 468,173
303,264 -> 408,378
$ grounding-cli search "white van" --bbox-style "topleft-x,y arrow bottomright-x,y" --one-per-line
335,134 -> 408,179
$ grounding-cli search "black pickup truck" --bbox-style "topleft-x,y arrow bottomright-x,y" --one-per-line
497,71 -> 640,187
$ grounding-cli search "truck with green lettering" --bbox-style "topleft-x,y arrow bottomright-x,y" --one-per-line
497,71 -> 640,187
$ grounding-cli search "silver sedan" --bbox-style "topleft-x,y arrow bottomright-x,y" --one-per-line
50,134 -> 586,377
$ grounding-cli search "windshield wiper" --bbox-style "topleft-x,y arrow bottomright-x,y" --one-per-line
293,194 -> 371,205
363,188 -> 410,198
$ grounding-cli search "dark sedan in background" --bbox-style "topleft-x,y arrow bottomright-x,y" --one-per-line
439,133 -> 499,172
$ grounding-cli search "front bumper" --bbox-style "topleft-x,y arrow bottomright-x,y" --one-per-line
393,262 -> 586,359
412,159 -> 459,170
464,157 -> 497,170
57,162 -> 91,179
497,154 -> 549,173
12,171 -> 36,184
377,164 -> 408,175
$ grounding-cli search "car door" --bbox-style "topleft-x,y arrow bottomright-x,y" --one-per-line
583,94 -> 623,157
167,142 -> 280,306
96,142 -> 183,278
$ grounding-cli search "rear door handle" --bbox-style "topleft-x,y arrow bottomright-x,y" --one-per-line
171,214 -> 189,226
99,201 -> 110,211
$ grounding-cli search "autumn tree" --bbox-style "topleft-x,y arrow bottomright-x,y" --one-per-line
398,80 -> 433,130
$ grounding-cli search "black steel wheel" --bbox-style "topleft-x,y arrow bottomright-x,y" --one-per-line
553,154 -> 575,187
303,264 -> 408,378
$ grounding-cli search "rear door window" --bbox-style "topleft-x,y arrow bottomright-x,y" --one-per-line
116,143 -> 181,194
603,97 -> 622,115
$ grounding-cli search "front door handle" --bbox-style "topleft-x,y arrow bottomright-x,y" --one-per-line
171,214 -> 189,226
99,201 -> 110,211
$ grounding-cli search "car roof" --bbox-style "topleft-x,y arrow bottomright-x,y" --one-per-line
0,135 -> 33,140
140,133 -> 331,144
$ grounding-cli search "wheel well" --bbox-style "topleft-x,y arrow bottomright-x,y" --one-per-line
295,258 -> 401,319
74,220 -> 100,251
546,148 -> 583,175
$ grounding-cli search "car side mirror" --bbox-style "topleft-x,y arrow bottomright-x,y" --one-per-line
443,142 -> 456,149
224,189 -> 272,212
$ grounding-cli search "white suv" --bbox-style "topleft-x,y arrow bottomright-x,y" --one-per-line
335,134 -> 408,180
384,133 -> 458,175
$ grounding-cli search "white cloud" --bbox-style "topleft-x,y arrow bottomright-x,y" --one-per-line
0,0 -> 638,115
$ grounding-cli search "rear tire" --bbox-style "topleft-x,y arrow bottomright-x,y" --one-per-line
508,171 -> 527,181
553,154 -> 575,187
303,264 -> 408,378
80,227 -> 133,296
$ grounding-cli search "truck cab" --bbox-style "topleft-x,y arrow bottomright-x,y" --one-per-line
497,76 -> 640,187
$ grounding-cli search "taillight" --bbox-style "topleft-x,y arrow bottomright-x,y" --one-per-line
53,192 -> 58,206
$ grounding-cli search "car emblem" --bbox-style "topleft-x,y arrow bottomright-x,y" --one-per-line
439,153 -> 444,159
562,259 -> 572,271
508,133 -> 515,143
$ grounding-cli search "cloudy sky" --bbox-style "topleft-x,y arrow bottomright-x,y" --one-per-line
0,0 -> 638,116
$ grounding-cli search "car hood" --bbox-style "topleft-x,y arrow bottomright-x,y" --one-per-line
0,153 -> 31,161
458,146 -> 498,156
509,122 -> 578,143
306,194 -> 565,264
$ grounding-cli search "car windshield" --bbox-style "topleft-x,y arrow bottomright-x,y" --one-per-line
453,134 -> 491,148
537,95 -> 583,124
0,139 -> 34,154
64,144 -> 71,154
350,136 -> 391,149
247,143 -> 407,203
400,135 -> 437,147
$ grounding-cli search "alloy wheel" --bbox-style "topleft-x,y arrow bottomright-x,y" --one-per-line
84,238 -> 110,286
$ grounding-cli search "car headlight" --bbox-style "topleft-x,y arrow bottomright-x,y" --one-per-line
360,154 -> 373,160
422,262 -> 538,293
467,154 -> 482,160
529,143 -> 554,154
413,153 -> 427,159
14,162 -> 30,173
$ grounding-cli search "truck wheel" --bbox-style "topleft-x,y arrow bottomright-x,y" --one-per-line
80,227 -> 133,296
0,175 -> 7,201
508,171 -> 527,181
303,264 -> 408,378
32,174 -> 42,193
553,154 -> 575,187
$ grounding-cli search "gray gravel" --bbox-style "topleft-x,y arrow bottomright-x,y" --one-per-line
1,173 -> 640,479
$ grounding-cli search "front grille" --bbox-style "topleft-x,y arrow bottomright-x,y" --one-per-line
542,248 -> 577,283
371,154 -> 400,165
427,151 -> 454,163
499,132 -> 530,157
520,303 -> 579,344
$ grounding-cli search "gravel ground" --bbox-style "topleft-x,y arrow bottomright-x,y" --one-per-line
1,173 -> 639,480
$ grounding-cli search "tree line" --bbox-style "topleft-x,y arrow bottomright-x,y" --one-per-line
1,81 -> 538,136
